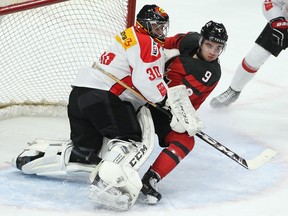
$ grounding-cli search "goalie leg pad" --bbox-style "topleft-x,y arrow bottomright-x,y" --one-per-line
99,106 -> 155,171
88,106 -> 154,210
13,138 -> 96,176
18,142 -> 73,175
89,160 -> 142,210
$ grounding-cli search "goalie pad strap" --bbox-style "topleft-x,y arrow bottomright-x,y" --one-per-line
87,152 -> 102,164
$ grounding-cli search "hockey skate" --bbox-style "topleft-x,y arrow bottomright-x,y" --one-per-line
210,87 -> 241,108
89,173 -> 132,211
141,169 -> 162,204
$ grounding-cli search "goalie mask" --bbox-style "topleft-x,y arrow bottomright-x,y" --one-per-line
136,4 -> 169,43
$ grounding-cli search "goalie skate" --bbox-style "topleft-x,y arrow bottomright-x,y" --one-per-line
210,87 -> 241,108
88,160 -> 142,211
89,174 -> 132,211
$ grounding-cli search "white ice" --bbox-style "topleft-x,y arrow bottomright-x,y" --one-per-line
1,0 -> 288,215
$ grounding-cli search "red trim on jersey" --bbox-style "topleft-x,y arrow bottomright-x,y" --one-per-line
165,58 -> 186,87
184,74 -> 217,110
242,58 -> 258,73
135,31 -> 162,63
109,76 -> 133,96
264,0 -> 273,11
110,67 -> 145,99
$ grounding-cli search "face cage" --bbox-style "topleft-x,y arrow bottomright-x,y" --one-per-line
147,20 -> 169,41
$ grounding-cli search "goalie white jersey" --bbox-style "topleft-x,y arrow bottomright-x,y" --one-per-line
72,26 -> 168,109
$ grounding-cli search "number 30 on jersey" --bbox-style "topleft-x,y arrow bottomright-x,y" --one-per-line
146,66 -> 162,81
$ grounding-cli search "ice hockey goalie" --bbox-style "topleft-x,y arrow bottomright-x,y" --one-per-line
12,106 -> 155,211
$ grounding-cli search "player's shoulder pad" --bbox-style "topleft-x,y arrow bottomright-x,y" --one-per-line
115,27 -> 138,50
179,32 -> 201,55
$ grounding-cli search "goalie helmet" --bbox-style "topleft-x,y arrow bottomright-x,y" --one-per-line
136,4 -> 169,43
200,20 -> 228,45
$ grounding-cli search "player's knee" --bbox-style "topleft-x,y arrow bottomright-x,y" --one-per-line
244,44 -> 271,70
165,131 -> 195,159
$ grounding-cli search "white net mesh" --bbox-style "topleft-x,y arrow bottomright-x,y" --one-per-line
0,0 -> 134,110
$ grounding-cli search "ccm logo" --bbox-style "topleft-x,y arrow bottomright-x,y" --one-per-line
129,145 -> 148,167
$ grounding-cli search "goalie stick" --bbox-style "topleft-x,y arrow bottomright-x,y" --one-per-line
92,62 -> 277,170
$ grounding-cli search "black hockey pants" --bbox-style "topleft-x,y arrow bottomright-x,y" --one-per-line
67,87 -> 142,161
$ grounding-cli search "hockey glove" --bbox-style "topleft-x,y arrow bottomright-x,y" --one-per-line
269,16 -> 288,48
166,85 -> 205,136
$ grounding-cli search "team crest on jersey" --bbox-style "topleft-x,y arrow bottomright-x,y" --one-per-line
151,40 -> 159,56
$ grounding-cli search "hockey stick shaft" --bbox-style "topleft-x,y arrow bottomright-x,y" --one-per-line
195,131 -> 249,169
92,63 -> 276,170
92,62 -> 172,117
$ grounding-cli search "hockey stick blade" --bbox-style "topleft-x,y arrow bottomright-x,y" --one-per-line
195,131 -> 277,170
245,148 -> 277,170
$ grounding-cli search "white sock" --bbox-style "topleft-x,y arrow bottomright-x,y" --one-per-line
230,44 -> 271,92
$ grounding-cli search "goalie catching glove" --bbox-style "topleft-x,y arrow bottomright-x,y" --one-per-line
166,85 -> 204,136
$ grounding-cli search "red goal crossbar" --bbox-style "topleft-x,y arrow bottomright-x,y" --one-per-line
0,0 -> 136,27
0,0 -> 68,15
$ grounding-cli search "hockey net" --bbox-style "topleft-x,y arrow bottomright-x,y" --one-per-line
0,0 -> 136,119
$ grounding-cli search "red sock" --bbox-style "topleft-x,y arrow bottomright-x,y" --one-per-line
151,131 -> 195,179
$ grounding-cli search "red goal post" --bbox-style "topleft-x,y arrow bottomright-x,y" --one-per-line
0,0 -> 136,118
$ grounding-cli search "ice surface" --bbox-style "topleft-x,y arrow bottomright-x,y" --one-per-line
1,0 -> 288,215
